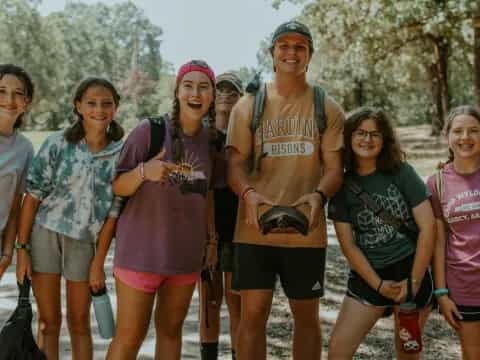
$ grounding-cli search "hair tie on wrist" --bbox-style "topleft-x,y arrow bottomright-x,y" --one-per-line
376,279 -> 383,293
241,186 -> 255,201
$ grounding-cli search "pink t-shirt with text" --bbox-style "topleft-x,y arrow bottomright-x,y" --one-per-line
427,163 -> 480,306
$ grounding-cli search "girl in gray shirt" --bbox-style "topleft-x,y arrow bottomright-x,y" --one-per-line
0,64 -> 34,282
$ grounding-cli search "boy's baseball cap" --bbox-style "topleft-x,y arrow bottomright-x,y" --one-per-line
270,20 -> 314,52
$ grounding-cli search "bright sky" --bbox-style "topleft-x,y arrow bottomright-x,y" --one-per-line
38,0 -> 303,74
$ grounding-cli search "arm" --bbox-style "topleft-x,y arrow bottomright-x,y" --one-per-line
0,193 -> 22,280
89,217 -> 117,292
292,150 -> 343,230
16,193 -> 41,282
433,218 -> 462,328
317,150 -> 344,198
204,190 -> 217,269
227,148 -> 273,231
113,148 -> 177,196
410,200 -> 436,290
334,221 -> 399,300
433,219 -> 447,290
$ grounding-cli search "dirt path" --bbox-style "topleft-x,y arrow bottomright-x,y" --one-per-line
0,229 -> 460,359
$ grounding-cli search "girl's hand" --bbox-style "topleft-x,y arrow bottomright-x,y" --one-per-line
144,148 -> 178,183
89,258 -> 106,293
438,296 -> 462,330
391,278 -> 421,303
16,250 -> 32,284
244,191 -> 274,231
379,280 -> 401,301
0,254 -> 13,280
204,242 -> 217,270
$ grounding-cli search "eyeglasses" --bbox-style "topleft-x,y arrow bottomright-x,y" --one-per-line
216,87 -> 239,97
353,129 -> 383,140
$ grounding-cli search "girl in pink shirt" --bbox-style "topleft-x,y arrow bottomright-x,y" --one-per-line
427,105 -> 480,359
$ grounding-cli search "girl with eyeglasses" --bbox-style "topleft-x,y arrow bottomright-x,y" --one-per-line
0,64 -> 34,282
106,60 -> 218,360
426,106 -> 480,359
199,72 -> 243,360
327,107 -> 435,359
16,77 -> 124,360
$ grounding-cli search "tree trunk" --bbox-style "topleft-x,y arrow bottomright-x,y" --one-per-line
352,78 -> 364,107
474,14 -> 480,107
429,64 -> 444,136
429,37 -> 450,134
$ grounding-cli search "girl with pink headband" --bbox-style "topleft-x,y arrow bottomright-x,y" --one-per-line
106,60 -> 218,359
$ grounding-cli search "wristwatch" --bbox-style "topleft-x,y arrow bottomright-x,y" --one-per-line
15,242 -> 31,252
314,189 -> 327,205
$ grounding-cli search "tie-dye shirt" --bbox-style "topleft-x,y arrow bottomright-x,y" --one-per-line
27,130 -> 123,242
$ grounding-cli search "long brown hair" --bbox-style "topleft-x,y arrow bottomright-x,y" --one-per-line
64,77 -> 124,143
445,105 -> 480,163
344,107 -> 405,173
0,64 -> 34,129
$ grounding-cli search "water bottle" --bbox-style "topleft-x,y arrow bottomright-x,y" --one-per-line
397,277 -> 422,354
91,287 -> 115,339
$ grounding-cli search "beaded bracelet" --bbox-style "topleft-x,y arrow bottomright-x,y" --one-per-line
433,288 -> 449,297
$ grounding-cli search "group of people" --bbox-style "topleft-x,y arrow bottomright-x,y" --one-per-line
0,19 -> 479,360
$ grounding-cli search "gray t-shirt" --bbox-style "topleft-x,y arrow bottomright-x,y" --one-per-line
0,131 -> 34,233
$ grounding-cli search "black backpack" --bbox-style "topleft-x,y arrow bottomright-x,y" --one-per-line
145,116 -> 167,161
247,79 -> 327,171
0,280 -> 47,360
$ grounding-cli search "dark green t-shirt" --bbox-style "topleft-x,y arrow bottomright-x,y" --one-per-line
328,162 -> 429,269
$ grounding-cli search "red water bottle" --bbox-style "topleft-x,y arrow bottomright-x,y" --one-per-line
398,277 -> 422,353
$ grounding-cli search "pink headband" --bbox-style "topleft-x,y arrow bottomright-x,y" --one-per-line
176,60 -> 215,86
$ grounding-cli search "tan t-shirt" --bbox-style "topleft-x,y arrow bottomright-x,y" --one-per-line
226,83 -> 344,248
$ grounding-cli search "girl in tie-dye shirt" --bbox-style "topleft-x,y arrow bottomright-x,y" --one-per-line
16,77 -> 124,360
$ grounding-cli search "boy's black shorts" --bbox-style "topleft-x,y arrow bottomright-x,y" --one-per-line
232,243 -> 326,300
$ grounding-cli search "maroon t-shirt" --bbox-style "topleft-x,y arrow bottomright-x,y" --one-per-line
114,118 -> 212,275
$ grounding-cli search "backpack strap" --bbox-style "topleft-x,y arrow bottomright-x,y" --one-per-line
344,178 -> 417,240
313,85 -> 326,134
146,116 -> 167,161
434,168 -> 449,231
435,168 -> 444,204
251,83 -> 267,134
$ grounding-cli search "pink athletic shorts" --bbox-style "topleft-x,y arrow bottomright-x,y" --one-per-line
113,266 -> 200,294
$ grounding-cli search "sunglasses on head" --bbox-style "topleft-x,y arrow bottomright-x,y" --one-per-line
188,59 -> 210,69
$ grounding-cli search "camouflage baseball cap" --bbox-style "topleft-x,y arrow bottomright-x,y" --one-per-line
270,20 -> 314,52
216,72 -> 243,94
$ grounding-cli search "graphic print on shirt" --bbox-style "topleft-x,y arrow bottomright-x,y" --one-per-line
259,116 -> 317,158
169,149 -> 208,197
444,187 -> 480,223
355,184 -> 411,248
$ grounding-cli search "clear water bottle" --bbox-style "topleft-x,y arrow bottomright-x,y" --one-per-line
91,287 -> 115,339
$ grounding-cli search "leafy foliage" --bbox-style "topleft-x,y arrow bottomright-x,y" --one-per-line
0,0 -> 173,130
269,0 -> 479,131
